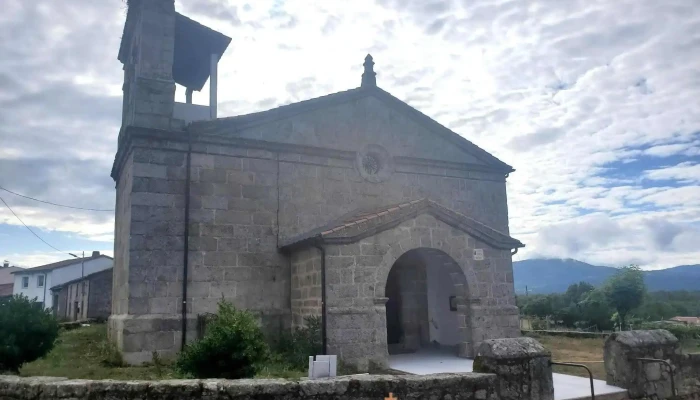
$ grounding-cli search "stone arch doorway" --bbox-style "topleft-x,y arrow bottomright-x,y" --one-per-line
383,248 -> 471,357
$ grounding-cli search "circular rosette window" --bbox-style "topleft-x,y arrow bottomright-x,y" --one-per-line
356,144 -> 392,183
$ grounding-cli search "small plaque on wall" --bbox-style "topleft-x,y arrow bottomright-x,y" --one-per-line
473,249 -> 484,260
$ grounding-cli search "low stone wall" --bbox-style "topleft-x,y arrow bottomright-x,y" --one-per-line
604,329 -> 700,399
604,329 -> 680,399
523,330 -> 611,339
473,337 -> 554,400
680,353 -> 700,395
0,373 -> 498,400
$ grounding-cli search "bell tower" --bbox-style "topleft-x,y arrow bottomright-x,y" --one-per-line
118,0 -> 178,139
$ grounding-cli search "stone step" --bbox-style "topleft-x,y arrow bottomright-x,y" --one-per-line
560,390 -> 629,400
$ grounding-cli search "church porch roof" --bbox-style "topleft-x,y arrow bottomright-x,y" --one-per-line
279,198 -> 524,252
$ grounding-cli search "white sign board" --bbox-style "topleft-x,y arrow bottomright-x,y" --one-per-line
473,249 -> 484,261
308,355 -> 337,379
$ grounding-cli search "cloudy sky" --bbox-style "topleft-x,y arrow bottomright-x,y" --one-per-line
1,0 -> 699,270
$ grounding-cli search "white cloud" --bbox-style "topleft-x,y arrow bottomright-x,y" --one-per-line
2,0 -> 700,270
644,162 -> 700,183
5,250 -> 114,269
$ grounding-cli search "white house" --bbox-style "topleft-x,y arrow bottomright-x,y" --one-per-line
12,252 -> 113,310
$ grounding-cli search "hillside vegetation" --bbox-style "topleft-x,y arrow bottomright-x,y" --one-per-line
514,258 -> 700,294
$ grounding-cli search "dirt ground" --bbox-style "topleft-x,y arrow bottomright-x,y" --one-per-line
528,334 -> 608,379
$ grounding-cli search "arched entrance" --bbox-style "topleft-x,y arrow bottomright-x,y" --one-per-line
383,248 -> 470,357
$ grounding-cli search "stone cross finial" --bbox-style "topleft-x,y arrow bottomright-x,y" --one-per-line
361,54 -> 376,87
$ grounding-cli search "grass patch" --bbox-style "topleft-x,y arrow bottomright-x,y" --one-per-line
20,323 -> 307,381
20,324 -> 178,380
527,333 -> 607,380
529,333 -> 700,380
255,364 -> 306,380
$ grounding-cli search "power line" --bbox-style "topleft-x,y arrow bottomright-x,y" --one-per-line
0,195 -> 67,254
0,186 -> 114,212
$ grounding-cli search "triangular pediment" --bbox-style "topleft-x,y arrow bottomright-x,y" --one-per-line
280,198 -> 524,251
190,86 -> 513,172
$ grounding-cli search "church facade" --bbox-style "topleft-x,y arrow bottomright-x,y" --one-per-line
110,0 -> 524,369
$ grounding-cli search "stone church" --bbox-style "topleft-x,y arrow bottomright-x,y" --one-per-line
110,0 -> 524,369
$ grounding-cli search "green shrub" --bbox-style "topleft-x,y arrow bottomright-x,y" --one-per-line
640,322 -> 700,341
271,316 -> 322,369
176,301 -> 269,379
0,294 -> 60,372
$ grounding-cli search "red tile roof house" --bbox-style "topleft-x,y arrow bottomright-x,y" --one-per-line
11,252 -> 113,311
670,316 -> 700,325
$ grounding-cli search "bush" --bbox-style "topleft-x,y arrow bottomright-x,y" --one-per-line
271,316 -> 322,369
640,322 -> 700,341
176,301 -> 269,379
0,294 -> 60,372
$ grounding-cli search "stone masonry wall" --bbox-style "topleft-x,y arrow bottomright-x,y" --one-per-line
473,337 -> 554,400
186,149 -> 290,333
277,150 -> 509,244
605,329 -> 700,398
218,95 -> 512,242
110,143 -> 194,365
112,151 -> 133,318
290,247 -> 322,328
0,373 -> 498,400
324,213 -> 519,369
87,269 -> 112,321
680,353 -> 700,395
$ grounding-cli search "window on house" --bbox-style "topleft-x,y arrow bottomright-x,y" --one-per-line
37,275 -> 45,288
22,276 -> 29,288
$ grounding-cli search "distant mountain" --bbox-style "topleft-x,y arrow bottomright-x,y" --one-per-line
513,258 -> 700,294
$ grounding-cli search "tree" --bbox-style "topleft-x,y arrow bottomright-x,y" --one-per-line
0,294 -> 60,372
565,281 -> 595,304
604,265 -> 646,331
522,296 -> 553,318
579,289 -> 614,331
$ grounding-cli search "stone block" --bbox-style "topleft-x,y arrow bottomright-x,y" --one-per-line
190,153 -> 214,168
355,255 -> 383,267
215,209 -> 252,224
473,337 -> 553,400
604,329 -> 681,399
328,256 -> 355,269
360,243 -> 388,255
200,168 -> 227,183
203,252 -> 237,267
252,212 -> 275,225
227,170 -> 255,184
214,155 -> 243,170
248,158 -> 277,172
149,297 -> 178,314
132,162 -> 167,178
242,185 -> 274,199
217,238 -> 246,252
202,195 -> 230,210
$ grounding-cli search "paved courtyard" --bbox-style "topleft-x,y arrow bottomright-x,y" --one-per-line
388,349 -> 628,400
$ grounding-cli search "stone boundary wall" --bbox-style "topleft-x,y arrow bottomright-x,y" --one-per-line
473,337 -> 554,400
680,353 -> 700,395
0,373 -> 498,400
604,329 -> 700,399
523,330 -> 611,339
